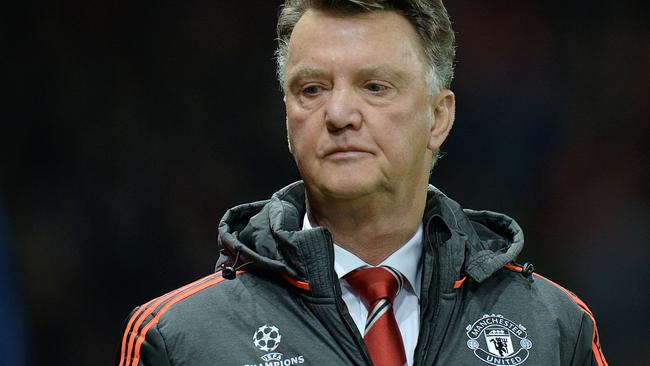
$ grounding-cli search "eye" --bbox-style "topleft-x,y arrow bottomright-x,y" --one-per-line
302,85 -> 322,95
364,82 -> 390,94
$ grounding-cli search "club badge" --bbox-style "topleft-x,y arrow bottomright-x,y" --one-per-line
466,314 -> 533,365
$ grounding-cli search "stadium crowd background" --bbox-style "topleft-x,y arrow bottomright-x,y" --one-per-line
2,0 -> 648,364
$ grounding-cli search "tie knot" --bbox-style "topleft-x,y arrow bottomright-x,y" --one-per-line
345,266 -> 404,305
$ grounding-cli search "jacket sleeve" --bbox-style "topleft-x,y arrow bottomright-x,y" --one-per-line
115,307 -> 172,366
570,311 -> 608,366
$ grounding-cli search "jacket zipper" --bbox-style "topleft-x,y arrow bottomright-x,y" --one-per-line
324,230 -> 374,366
413,215 -> 441,366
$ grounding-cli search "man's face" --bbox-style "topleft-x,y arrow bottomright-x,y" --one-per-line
284,9 -> 453,200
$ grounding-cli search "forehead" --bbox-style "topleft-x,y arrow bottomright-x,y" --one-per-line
285,8 -> 427,76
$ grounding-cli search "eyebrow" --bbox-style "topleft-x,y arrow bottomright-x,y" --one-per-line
286,66 -> 330,88
285,64 -> 410,89
356,65 -> 409,86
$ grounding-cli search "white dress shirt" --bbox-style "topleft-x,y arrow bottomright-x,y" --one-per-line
302,214 -> 423,366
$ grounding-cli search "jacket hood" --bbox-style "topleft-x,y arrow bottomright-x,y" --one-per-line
216,181 -> 524,286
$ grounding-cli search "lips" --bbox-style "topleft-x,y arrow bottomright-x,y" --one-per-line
323,146 -> 372,158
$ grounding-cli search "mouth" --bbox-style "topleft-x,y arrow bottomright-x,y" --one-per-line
323,147 -> 373,159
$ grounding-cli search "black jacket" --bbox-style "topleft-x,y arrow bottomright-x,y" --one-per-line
116,182 -> 607,366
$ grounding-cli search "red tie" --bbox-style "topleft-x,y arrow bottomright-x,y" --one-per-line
345,266 -> 407,366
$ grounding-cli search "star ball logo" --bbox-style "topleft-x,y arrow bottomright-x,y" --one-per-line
245,324 -> 305,366
254,325 -> 282,353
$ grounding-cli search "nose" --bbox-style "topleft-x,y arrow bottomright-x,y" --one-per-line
324,87 -> 362,132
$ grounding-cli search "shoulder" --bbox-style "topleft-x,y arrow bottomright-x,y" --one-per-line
116,270 -> 312,366
468,263 -> 607,364
506,264 -> 595,324
527,269 -> 607,364
124,270 -> 264,329
464,264 -> 595,339
116,271 -> 253,366
479,264 -> 593,324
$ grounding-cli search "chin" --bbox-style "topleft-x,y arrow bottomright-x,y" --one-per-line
310,173 -> 379,200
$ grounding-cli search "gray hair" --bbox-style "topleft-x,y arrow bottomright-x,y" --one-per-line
275,0 -> 456,94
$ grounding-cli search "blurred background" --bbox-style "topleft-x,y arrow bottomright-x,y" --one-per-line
2,0 -> 648,364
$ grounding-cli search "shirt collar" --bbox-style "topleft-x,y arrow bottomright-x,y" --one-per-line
302,213 -> 423,298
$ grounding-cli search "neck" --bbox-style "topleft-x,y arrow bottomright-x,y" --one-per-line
306,183 -> 428,265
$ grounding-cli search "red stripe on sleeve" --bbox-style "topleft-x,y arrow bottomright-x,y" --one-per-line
533,272 -> 608,366
119,272 -> 222,366
130,275 -> 229,365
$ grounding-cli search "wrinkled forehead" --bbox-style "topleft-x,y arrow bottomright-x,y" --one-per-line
286,8 -> 428,69
289,7 -> 424,48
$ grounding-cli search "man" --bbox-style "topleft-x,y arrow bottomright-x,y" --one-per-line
116,1 -> 607,365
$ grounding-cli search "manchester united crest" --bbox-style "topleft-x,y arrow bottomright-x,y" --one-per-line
466,314 -> 533,365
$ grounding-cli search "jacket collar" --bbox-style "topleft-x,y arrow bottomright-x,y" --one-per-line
217,181 -> 524,295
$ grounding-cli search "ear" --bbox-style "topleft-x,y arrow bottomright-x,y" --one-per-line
427,89 -> 456,151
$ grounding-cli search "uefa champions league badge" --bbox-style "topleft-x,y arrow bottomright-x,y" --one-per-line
244,324 -> 306,366
253,325 -> 283,361
466,314 -> 533,365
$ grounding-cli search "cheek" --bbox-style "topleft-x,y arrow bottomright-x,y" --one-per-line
286,105 -> 304,146
286,121 -> 302,154
376,106 -> 431,160
287,114 -> 317,157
